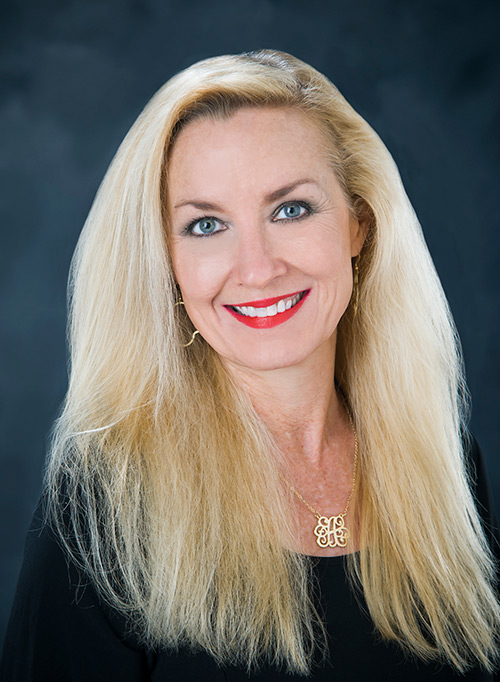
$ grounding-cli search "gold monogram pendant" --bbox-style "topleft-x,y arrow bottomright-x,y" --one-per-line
313,514 -> 350,548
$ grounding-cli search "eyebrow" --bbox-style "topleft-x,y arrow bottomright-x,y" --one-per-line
173,178 -> 320,211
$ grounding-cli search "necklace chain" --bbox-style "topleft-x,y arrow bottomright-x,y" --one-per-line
279,402 -> 358,549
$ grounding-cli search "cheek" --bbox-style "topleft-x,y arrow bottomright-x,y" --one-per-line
309,240 -> 353,308
303,232 -> 351,280
172,246 -> 226,304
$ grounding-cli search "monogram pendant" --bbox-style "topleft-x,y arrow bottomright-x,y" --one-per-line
313,514 -> 350,548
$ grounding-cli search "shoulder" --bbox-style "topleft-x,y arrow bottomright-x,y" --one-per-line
1,496 -> 152,681
463,433 -> 499,558
12,497 -> 105,624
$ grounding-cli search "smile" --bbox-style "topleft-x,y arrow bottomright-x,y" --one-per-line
224,290 -> 310,329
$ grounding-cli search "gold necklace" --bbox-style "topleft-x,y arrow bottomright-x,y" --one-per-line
279,410 -> 358,549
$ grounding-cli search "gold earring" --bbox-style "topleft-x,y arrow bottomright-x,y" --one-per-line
352,255 -> 360,317
174,299 -> 200,347
182,329 -> 199,347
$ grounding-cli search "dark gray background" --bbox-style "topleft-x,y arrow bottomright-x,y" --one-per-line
1,0 -> 499,649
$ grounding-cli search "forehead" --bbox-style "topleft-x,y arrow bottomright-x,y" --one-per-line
167,107 -> 333,197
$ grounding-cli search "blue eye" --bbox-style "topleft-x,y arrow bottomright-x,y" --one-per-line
273,202 -> 310,221
188,217 -> 226,236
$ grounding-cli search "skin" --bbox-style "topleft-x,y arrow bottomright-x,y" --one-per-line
168,107 -> 368,556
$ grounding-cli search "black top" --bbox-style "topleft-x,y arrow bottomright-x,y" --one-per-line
1,437 -> 498,681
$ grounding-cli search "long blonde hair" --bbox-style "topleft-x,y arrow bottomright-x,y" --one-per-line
45,50 -> 499,674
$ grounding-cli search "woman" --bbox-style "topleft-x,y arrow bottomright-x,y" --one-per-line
1,49 -> 498,681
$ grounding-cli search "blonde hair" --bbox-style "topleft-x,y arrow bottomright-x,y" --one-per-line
44,50 -> 499,674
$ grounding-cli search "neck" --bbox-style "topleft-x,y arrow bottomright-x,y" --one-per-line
223,336 -> 345,465
224,335 -> 359,557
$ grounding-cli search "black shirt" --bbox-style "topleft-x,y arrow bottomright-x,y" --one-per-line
1,437 -> 498,681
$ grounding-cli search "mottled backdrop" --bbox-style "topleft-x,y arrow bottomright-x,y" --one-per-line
1,0 -> 499,648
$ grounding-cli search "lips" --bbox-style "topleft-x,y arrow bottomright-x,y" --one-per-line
224,290 -> 310,328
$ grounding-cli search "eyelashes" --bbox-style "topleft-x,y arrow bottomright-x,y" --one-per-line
182,200 -> 316,237
186,216 -> 225,236
272,201 -> 311,222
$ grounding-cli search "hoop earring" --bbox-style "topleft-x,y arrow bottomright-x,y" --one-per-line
174,299 -> 200,347
352,255 -> 360,317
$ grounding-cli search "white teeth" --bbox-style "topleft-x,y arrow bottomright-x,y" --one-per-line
232,292 -> 305,318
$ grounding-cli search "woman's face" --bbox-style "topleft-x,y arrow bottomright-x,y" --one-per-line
168,107 -> 367,373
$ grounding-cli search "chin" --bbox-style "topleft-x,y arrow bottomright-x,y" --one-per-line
222,344 -> 316,373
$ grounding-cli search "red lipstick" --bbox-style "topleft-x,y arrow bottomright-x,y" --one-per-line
224,290 -> 310,329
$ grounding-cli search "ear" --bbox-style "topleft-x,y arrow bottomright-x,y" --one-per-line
349,200 -> 371,257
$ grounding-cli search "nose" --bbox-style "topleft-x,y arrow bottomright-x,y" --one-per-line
234,224 -> 287,288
